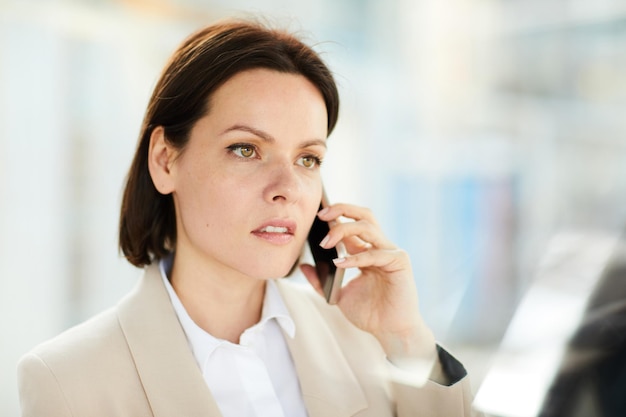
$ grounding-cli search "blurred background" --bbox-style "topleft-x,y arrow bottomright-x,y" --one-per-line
2,0 -> 626,415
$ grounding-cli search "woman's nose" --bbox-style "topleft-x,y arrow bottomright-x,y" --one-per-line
263,162 -> 301,203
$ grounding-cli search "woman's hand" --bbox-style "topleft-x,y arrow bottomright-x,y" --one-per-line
300,203 -> 441,374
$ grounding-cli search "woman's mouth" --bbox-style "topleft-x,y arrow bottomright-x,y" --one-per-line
252,221 -> 296,245
259,226 -> 289,233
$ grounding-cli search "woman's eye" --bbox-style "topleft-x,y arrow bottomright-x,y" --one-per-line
229,144 -> 256,158
298,155 -> 322,169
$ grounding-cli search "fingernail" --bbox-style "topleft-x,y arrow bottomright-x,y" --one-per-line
319,235 -> 330,248
318,207 -> 329,217
333,257 -> 346,264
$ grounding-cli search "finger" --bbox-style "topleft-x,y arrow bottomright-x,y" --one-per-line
321,220 -> 395,251
318,203 -> 379,226
342,235 -> 373,255
299,264 -> 325,298
333,248 -> 410,273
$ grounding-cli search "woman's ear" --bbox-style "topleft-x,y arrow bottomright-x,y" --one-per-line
148,126 -> 177,195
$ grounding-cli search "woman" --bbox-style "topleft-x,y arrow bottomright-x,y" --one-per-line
18,20 -> 476,416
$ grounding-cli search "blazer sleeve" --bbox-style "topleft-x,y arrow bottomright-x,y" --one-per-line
393,347 -> 482,417
17,353 -> 72,417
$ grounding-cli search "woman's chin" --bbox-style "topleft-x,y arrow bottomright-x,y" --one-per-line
281,258 -> 301,278
246,259 -> 301,280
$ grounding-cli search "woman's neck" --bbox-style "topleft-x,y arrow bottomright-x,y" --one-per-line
169,254 -> 266,344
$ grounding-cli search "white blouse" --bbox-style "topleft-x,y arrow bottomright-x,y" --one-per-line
159,257 -> 308,417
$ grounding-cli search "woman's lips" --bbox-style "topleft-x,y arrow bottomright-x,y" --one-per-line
252,220 -> 296,245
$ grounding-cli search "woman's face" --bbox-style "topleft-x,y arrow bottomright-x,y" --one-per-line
167,68 -> 328,280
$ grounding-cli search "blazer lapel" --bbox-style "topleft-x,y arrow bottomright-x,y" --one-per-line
277,280 -> 368,417
116,263 -> 222,417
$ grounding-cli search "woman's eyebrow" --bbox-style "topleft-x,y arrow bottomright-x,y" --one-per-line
221,124 -> 327,148
300,139 -> 327,149
221,124 -> 275,142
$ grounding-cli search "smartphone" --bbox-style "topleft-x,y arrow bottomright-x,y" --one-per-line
307,193 -> 346,304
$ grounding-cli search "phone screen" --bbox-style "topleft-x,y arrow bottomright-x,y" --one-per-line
307,201 -> 346,304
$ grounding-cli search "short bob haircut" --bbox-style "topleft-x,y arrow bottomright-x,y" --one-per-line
119,20 -> 340,267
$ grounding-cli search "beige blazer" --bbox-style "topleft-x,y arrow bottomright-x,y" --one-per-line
17,264 -> 475,416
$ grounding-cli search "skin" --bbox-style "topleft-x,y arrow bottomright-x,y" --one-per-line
301,207 -> 445,382
148,68 -> 445,383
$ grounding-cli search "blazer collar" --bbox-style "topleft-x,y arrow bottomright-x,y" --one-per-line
116,264 -> 367,417
276,279 -> 368,417
116,263 -> 222,416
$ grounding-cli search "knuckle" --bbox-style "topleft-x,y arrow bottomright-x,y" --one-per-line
395,248 -> 410,260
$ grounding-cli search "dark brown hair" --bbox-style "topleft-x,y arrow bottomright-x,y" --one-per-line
119,20 -> 340,267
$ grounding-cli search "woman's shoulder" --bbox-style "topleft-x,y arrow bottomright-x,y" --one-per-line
17,306 -> 152,416
18,306 -> 131,381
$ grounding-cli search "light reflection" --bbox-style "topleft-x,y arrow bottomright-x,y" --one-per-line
474,231 -> 619,417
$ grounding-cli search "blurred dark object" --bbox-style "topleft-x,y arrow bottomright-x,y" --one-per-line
539,234 -> 626,417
